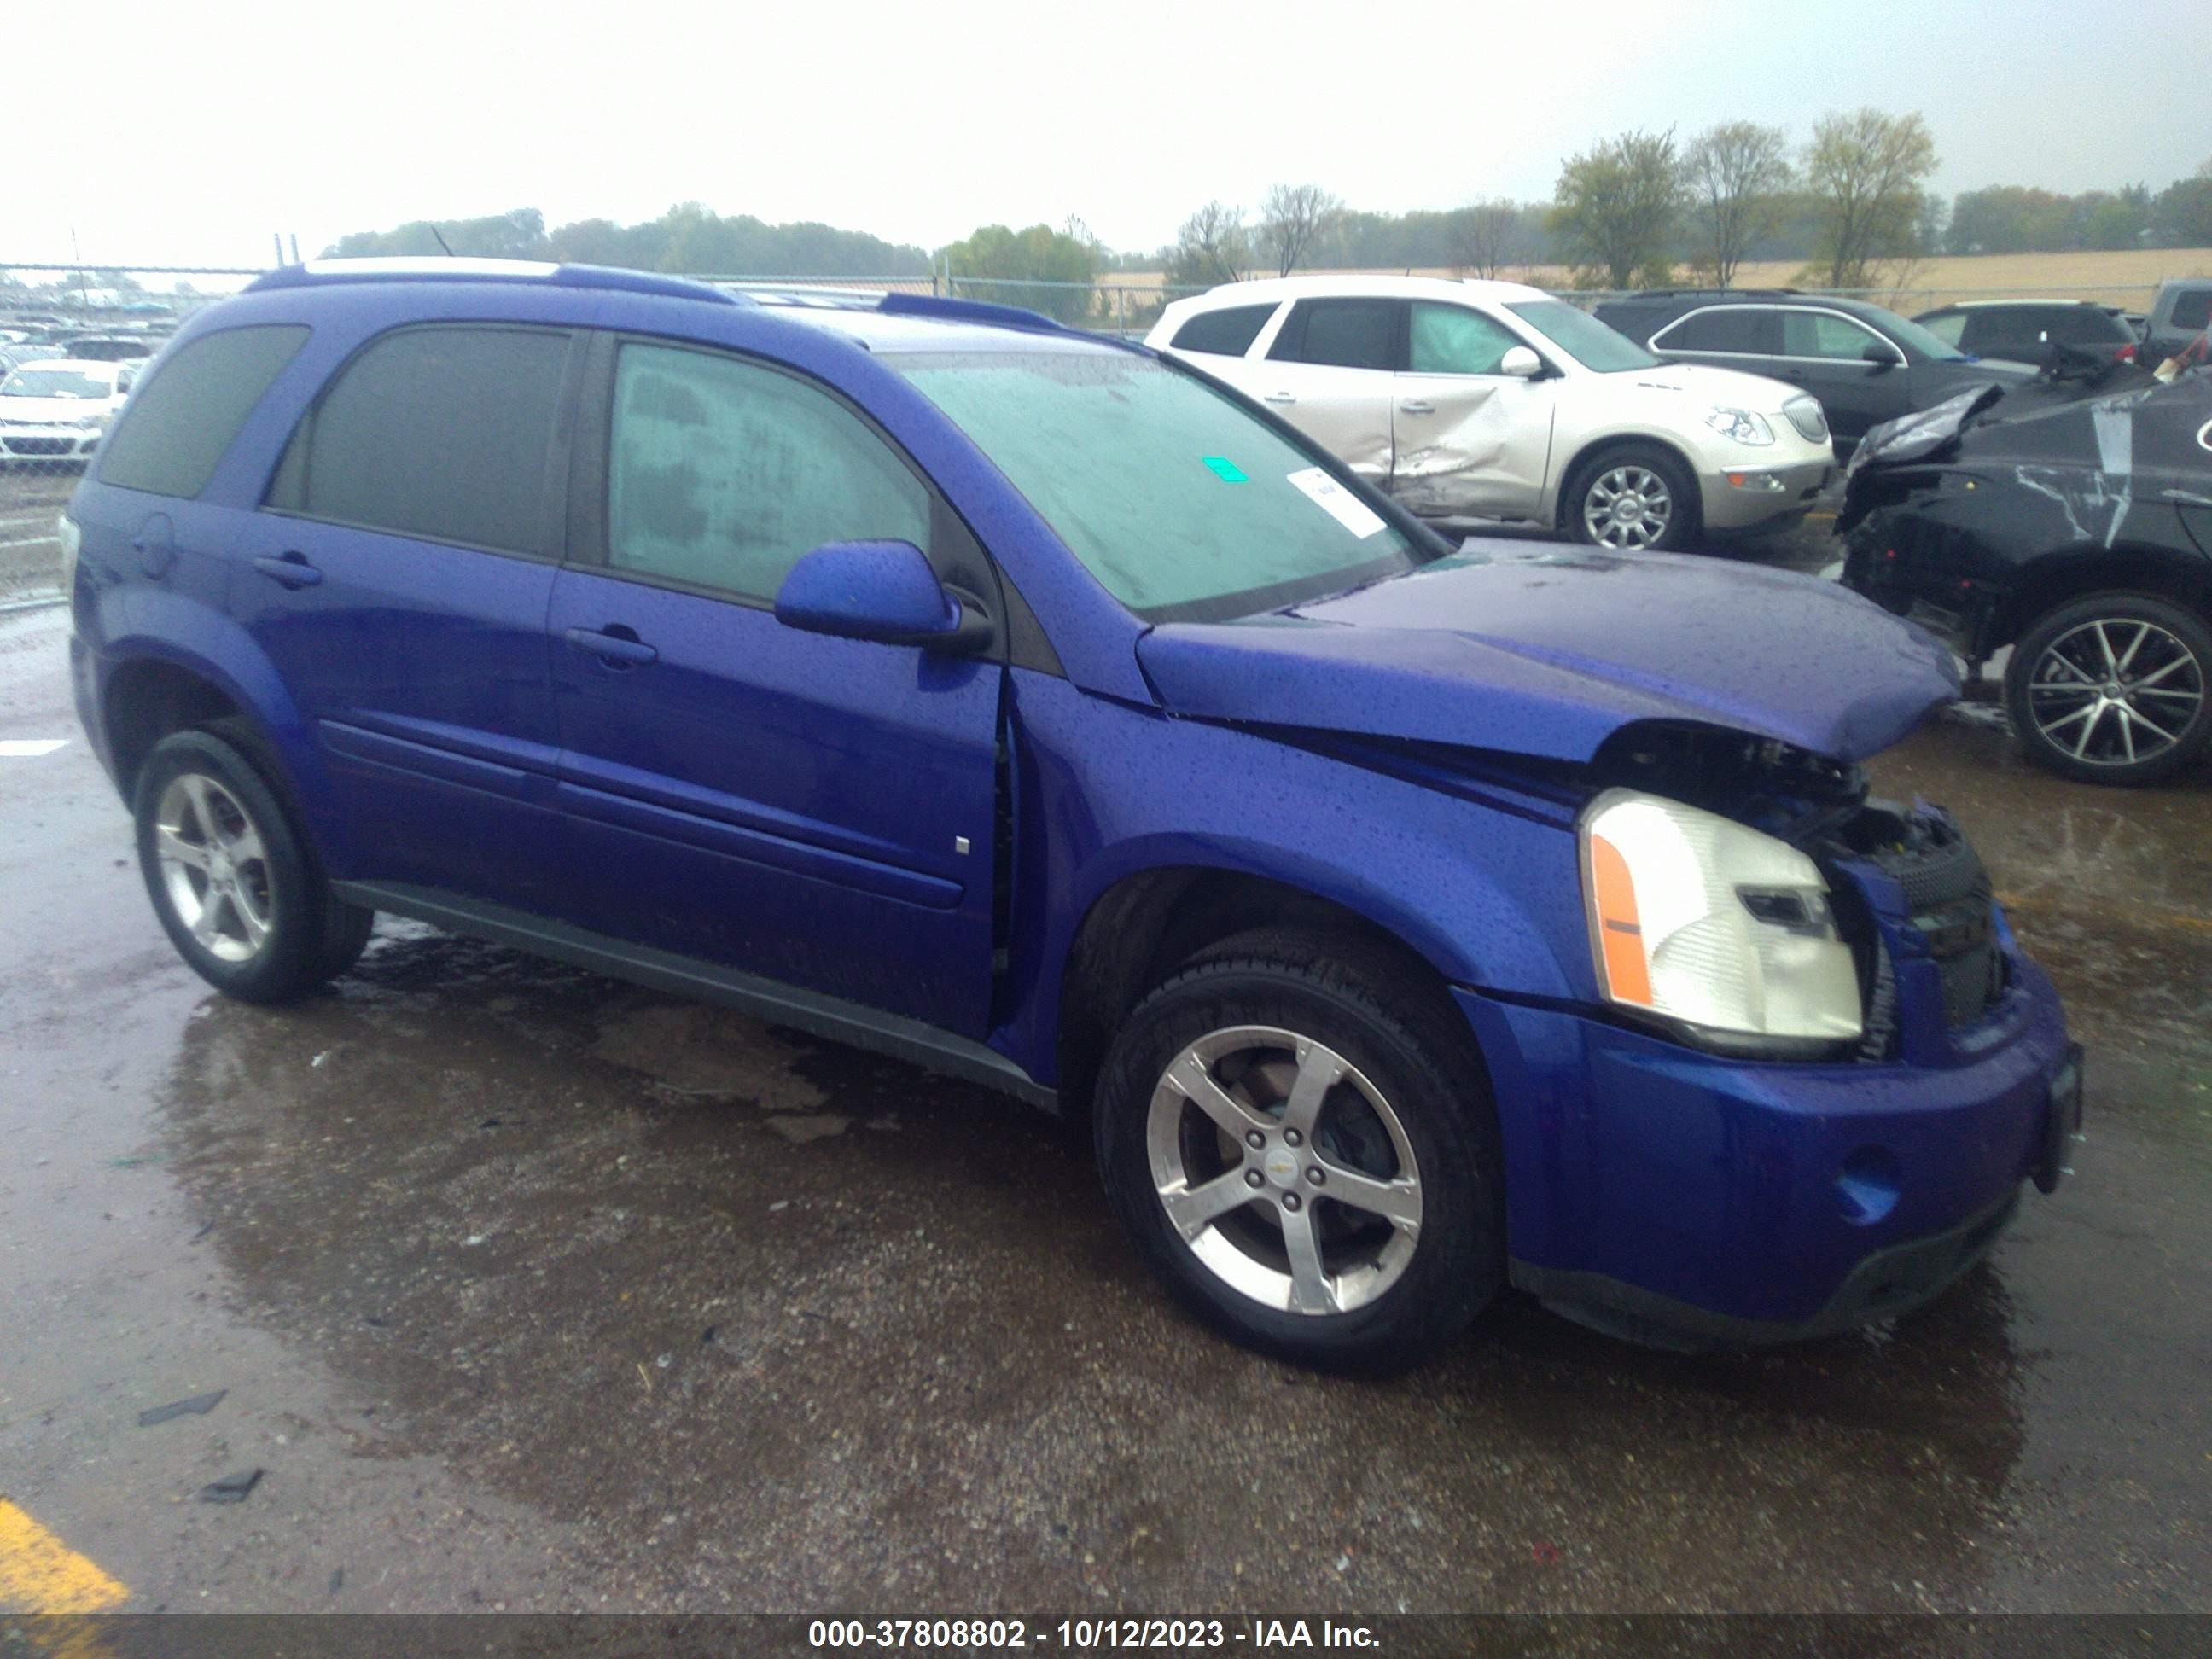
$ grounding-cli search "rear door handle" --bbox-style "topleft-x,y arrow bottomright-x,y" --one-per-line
563,626 -> 659,667
1263,392 -> 1296,405
1399,399 -> 1435,415
253,553 -> 322,589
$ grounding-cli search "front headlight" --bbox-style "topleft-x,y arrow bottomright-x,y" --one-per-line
1580,789 -> 1862,1045
1703,406 -> 1774,445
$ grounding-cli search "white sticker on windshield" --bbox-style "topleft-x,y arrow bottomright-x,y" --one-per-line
1284,467 -> 1386,540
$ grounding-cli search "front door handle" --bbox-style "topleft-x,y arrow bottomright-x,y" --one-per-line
563,626 -> 659,667
253,552 -> 323,589
1399,399 -> 1435,415
1263,392 -> 1297,405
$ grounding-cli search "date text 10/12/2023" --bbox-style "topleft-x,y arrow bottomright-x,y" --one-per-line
806,1618 -> 1382,1649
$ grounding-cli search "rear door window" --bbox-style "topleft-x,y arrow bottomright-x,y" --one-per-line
267,326 -> 571,556
1653,307 -> 1776,354
96,324 -> 310,498
1266,299 -> 1403,370
1168,303 -> 1279,358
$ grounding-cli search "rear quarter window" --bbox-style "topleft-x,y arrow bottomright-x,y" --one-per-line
2169,288 -> 2212,331
1169,303 -> 1278,358
95,325 -> 311,498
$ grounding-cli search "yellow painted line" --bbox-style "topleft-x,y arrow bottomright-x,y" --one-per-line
0,1501 -> 127,1614
1806,510 -> 1837,521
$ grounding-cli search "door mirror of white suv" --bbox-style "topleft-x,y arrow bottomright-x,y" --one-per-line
1499,346 -> 1543,379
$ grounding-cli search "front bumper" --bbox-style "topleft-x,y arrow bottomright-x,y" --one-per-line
1697,456 -> 1833,532
1452,950 -> 2075,1348
0,424 -> 102,460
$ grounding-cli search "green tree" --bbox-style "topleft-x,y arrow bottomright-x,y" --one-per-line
939,223 -> 1097,321
2151,160 -> 2212,247
323,208 -> 548,259
1550,128 -> 1683,289
1802,109 -> 1938,287
1681,122 -> 1792,288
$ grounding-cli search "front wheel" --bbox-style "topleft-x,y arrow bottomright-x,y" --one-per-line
1563,444 -> 1699,553
1093,930 -> 1505,1373
2005,594 -> 2212,785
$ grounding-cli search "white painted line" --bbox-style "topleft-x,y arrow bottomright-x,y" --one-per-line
0,533 -> 60,550
0,739 -> 69,757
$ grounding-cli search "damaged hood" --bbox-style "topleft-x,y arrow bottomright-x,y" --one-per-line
1138,541 -> 1959,765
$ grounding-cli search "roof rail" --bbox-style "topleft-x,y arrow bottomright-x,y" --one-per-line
244,258 -> 742,306
877,291 -> 1068,334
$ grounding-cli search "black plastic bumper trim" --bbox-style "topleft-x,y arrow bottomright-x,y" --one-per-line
1509,1187 -> 2023,1351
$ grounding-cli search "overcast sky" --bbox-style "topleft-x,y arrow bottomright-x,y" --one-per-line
14,0 -> 2209,271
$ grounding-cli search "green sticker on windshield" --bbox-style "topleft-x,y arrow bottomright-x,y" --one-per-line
1201,456 -> 1248,482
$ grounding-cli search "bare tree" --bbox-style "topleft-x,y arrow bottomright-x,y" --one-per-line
1450,199 -> 1526,279
1681,122 -> 1791,288
1258,183 -> 1342,276
1803,108 -> 1939,288
1168,201 -> 1249,287
1550,129 -> 1684,290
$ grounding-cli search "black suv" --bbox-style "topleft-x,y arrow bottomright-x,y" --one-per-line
1593,290 -> 2035,455
1912,300 -> 2139,365
1838,368 -> 2212,786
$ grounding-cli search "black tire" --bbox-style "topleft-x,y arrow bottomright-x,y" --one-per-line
202,716 -> 377,981
2005,593 -> 2212,786
133,725 -> 354,1002
1562,442 -> 1701,553
1093,928 -> 1505,1374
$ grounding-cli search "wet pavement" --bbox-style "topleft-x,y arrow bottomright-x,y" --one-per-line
2,589 -> 2208,1618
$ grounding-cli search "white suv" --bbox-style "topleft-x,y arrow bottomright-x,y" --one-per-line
1148,275 -> 1834,552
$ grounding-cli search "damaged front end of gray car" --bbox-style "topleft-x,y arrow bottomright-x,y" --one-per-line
1839,354 -> 2212,785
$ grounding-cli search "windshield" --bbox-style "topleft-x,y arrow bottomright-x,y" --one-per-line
894,347 -> 1426,621
1505,300 -> 1660,372
2,367 -> 111,399
1876,310 -> 1973,361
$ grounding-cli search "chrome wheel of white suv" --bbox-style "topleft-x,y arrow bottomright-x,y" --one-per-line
1581,463 -> 1676,549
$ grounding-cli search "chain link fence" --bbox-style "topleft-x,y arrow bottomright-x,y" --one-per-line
0,256 -> 2174,609
2,264 -> 256,607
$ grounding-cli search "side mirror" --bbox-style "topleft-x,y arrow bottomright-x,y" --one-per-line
1861,342 -> 1904,370
1499,345 -> 1543,379
773,539 -> 991,654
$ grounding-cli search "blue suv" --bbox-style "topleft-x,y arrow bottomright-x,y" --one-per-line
65,259 -> 2081,1369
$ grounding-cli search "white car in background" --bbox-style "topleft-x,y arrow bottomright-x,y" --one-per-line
1148,275 -> 1835,552
0,358 -> 138,464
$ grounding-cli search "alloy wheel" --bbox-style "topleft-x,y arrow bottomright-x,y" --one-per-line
1581,465 -> 1674,550
154,772 -> 276,963
1145,1025 -> 1423,1316
2025,618 -> 2205,770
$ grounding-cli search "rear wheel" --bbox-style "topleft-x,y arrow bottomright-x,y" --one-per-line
1093,930 -> 1505,1373
2005,594 -> 2212,785
1563,444 -> 1699,553
133,725 -> 369,1000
